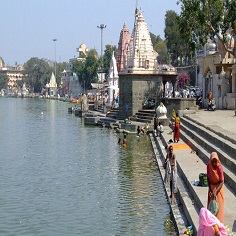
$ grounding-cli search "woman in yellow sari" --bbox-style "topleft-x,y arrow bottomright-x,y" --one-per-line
172,110 -> 180,143
207,152 -> 224,223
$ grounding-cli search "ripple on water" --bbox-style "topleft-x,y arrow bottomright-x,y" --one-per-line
0,98 -> 176,235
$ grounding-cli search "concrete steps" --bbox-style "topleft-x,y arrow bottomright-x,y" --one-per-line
154,133 -> 202,233
131,109 -> 156,123
106,108 -> 119,119
97,117 -> 119,128
153,115 -> 236,234
181,116 -> 236,194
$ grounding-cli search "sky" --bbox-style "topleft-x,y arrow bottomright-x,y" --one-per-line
0,0 -> 181,66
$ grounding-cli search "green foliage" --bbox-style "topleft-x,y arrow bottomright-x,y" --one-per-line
0,72 -> 9,89
154,39 -> 168,64
149,32 -> 169,63
72,49 -> 99,90
150,32 -> 161,46
177,0 -> 236,56
23,57 -> 66,93
23,57 -> 52,92
84,50 -> 99,88
56,62 -> 67,84
164,10 -> 193,66
72,59 -> 85,80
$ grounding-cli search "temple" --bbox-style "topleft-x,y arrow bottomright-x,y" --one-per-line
116,22 -> 130,72
107,52 -> 119,106
198,34 -> 236,110
46,72 -> 57,97
118,9 -> 178,119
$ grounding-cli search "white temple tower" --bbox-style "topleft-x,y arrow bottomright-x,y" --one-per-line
118,8 -> 178,119
46,72 -> 57,97
107,52 -> 119,106
123,11 -> 158,72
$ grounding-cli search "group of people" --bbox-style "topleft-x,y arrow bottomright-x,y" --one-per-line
164,109 -> 226,235
118,105 -> 227,235
163,145 -> 226,235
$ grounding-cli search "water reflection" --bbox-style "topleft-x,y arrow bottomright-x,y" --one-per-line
116,134 -> 175,235
0,98 -> 175,236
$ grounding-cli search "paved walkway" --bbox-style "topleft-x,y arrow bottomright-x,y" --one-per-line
159,110 -> 236,235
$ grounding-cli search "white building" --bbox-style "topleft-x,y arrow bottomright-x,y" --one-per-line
46,72 -> 57,97
107,52 -> 119,105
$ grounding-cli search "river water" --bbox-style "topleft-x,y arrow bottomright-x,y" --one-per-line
0,98 -> 175,236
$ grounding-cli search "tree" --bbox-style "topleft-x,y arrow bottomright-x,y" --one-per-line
177,0 -> 236,57
149,33 -> 170,64
24,57 -> 52,93
56,62 -> 67,85
164,10 -> 192,66
72,49 -> 99,90
154,39 -> 168,64
0,73 -> 8,89
150,32 -> 161,47
83,49 -> 99,89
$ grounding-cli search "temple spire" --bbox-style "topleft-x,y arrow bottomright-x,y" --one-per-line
124,9 -> 157,72
116,22 -> 131,72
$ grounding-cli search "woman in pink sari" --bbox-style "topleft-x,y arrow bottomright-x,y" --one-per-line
207,152 -> 224,223
197,208 -> 227,236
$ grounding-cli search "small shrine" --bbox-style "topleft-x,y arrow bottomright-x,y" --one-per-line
156,102 -> 167,119
46,72 -> 57,97
156,102 -> 169,125
22,83 -> 28,97
107,52 -> 119,107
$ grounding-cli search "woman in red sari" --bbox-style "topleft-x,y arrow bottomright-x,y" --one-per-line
207,152 -> 224,223
172,110 -> 180,143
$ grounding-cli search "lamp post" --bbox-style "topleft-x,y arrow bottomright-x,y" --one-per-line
53,39 -> 57,80
97,24 -> 106,84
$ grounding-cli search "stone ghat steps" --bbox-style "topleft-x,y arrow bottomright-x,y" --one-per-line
93,104 -> 104,113
106,110 -> 119,119
154,120 -> 236,234
131,109 -> 156,124
183,114 -> 236,150
181,116 -> 236,194
153,134 -> 200,234
184,114 -> 236,145
149,134 -> 188,235
97,117 -> 119,128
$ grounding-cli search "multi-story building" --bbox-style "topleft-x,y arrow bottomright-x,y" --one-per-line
0,57 -> 24,94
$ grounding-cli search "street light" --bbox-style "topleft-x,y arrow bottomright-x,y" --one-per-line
53,39 -> 57,80
97,24 -> 106,83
